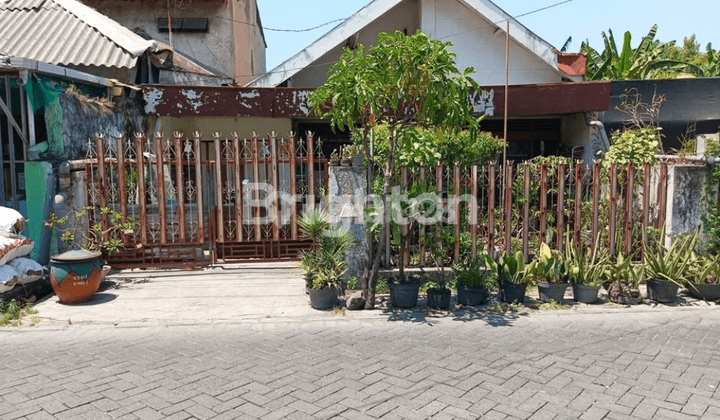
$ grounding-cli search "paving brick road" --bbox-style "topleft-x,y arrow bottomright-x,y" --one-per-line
2,308 -> 720,420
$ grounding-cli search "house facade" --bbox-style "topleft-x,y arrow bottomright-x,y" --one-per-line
81,0 -> 266,86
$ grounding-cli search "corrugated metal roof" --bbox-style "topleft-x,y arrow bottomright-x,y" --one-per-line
0,0 -> 156,68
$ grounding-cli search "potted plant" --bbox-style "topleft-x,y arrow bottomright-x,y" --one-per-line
490,251 -> 531,303
686,254 -> 720,301
298,210 -> 354,309
344,144 -> 364,167
340,146 -> 352,166
643,231 -> 697,303
604,254 -> 643,304
423,225 -> 456,309
526,243 -> 569,302
329,148 -> 341,166
565,238 -> 608,304
45,206 -> 133,303
453,254 -> 497,306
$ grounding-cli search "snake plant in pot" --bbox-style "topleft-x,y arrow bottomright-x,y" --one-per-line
453,254 -> 497,306
526,243 -> 569,302
298,210 -> 354,309
686,254 -> 720,301
603,254 -> 644,304
643,231 -> 698,303
565,237 -> 609,304
492,251 -> 532,303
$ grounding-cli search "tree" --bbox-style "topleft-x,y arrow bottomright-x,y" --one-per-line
309,30 -> 479,309
581,25 -> 704,80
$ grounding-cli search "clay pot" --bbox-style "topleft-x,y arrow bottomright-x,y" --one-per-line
49,250 -> 109,304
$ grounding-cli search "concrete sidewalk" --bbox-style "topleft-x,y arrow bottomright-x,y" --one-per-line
34,263 -> 380,328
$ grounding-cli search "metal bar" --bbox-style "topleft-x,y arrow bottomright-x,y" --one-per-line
289,134 -> 297,240
453,164 -> 461,264
96,136 -> 109,238
213,135 -> 224,243
419,166 -> 427,266
436,164 -> 443,260
591,162 -> 600,254
19,81 -> 27,161
135,134 -> 147,244
233,133 -> 243,242
174,133 -> 186,242
116,135 -> 128,219
609,163 -> 618,256
470,165 -> 478,260
504,162 -> 512,254
251,133 -> 261,241
642,163 -> 651,255
557,163 -> 566,252
523,162 -> 530,259
573,163 -> 583,245
193,133 -> 205,243
624,163 -> 634,256
401,166 -> 410,266
306,132 -> 315,212
0,90 -> 5,203
156,134 -> 167,245
487,162 -> 495,255
26,91 -> 35,147
657,162 -> 668,233
3,76 -> 17,208
539,163 -> 548,244
270,132 -> 280,241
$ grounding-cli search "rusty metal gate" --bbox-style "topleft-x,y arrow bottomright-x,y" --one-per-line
84,131 -> 327,268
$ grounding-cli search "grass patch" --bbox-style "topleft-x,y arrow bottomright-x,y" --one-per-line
330,307 -> 347,316
0,300 -> 38,327
539,300 -> 572,310
486,303 -> 504,313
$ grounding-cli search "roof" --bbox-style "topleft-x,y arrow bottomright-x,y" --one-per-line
556,52 -> 586,77
0,0 -> 157,68
250,0 -> 571,87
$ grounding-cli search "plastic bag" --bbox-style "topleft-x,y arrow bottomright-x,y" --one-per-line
0,235 -> 33,266
0,206 -> 26,235
0,265 -> 18,293
8,257 -> 43,285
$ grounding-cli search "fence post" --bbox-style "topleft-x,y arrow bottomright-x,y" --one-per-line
174,132 -> 186,243
96,135 -> 109,239
504,162 -> 513,254
657,162 -> 668,242
193,132 -> 205,243
402,165 -> 410,267
288,133 -> 298,240
306,131 -> 315,212
419,165 -> 427,266
135,133 -> 148,244
573,162 -> 583,246
523,162 -> 530,260
539,162 -> 548,244
642,163 -> 651,256
591,162 -> 601,254
471,165 -> 478,260
609,163 -> 618,256
624,163 -> 634,256
270,132 -> 280,241
454,163 -> 461,263
232,133 -> 243,242
557,163 -> 566,252
156,133 -> 168,245
487,162 -> 496,255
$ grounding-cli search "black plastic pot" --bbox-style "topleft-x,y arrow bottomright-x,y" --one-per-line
646,279 -> 679,303
499,281 -> 526,303
687,282 -> 720,301
308,285 -> 341,309
537,282 -> 569,302
427,288 -> 451,309
456,282 -> 489,306
388,278 -> 421,308
572,284 -> 601,304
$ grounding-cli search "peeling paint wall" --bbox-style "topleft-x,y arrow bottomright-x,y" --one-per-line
160,116 -> 292,140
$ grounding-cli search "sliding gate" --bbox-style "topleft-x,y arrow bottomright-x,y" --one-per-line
85,131 -> 327,268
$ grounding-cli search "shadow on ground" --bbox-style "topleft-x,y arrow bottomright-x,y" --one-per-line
379,296 -> 530,327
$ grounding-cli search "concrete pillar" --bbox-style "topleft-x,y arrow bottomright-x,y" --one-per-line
665,164 -> 709,246
328,166 -> 368,280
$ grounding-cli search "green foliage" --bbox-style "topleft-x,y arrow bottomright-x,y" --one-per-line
603,128 -> 660,171
526,243 -> 569,284
539,300 -> 572,310
298,211 -> 354,290
565,236 -> 609,286
643,230 -> 700,285
452,254 -> 498,291
687,254 -> 720,285
45,206 -> 135,255
702,138 -> 720,254
494,252 -> 532,285
0,300 -> 37,327
604,254 -> 644,289
582,25 -> 708,80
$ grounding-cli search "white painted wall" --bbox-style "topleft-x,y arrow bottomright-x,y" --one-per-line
420,0 -> 562,86
289,0 -> 419,87
285,0 -> 561,88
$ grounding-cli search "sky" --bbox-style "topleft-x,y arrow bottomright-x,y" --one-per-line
260,0 -> 719,72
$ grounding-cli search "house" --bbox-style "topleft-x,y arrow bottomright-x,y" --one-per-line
80,0 -> 267,86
